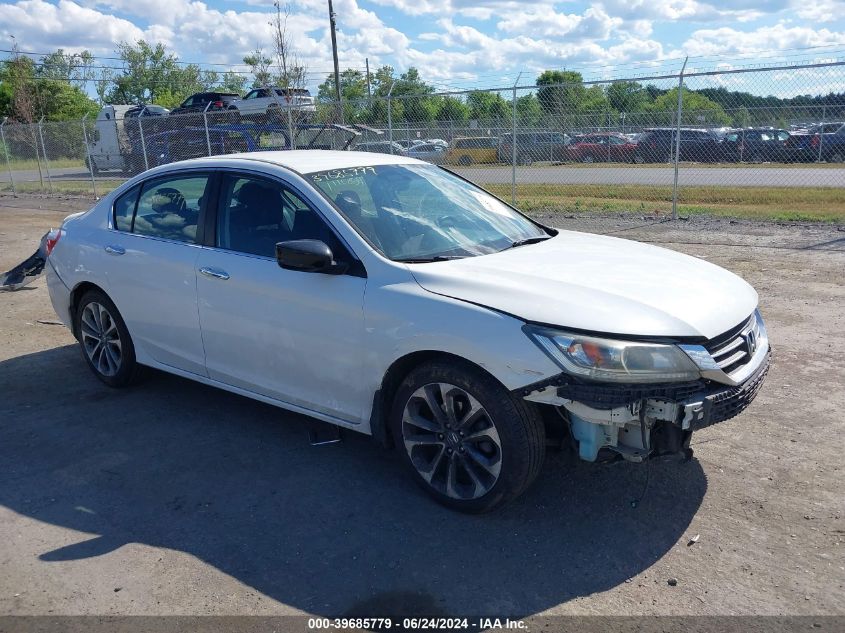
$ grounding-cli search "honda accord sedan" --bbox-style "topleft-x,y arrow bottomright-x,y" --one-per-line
45,150 -> 770,513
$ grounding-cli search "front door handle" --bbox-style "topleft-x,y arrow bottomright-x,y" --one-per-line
199,267 -> 230,280
104,245 -> 125,255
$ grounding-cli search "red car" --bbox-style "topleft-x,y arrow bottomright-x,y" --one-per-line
563,133 -> 638,163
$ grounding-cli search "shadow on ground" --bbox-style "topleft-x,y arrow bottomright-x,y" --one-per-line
0,346 -> 707,617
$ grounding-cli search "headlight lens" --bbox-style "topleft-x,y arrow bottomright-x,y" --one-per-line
524,325 -> 701,383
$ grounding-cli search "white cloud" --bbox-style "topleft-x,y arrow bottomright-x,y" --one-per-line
598,0 -> 786,22
496,6 -> 621,41
0,0 -> 147,53
366,0 -> 558,20
683,23 -> 845,57
793,0 -> 845,24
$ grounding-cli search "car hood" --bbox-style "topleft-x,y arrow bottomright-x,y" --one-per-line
408,231 -> 757,340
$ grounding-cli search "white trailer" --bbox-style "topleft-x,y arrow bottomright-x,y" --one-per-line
85,105 -> 135,173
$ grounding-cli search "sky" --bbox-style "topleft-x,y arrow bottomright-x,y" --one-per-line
1,0 -> 845,95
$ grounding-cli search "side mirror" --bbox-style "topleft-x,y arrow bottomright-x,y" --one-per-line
275,239 -> 348,275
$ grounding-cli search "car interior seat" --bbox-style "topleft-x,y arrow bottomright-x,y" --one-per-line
227,181 -> 290,256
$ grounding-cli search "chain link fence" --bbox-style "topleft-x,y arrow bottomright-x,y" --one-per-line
1,60 -> 843,221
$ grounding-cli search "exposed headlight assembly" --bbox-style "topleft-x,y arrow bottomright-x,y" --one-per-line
524,325 -> 701,383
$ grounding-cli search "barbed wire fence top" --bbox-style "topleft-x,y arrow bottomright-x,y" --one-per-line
1,59 -> 843,222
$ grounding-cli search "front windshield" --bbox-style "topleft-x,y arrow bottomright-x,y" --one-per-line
307,164 -> 548,261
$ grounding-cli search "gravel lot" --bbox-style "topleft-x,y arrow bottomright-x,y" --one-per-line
1,195 -> 843,618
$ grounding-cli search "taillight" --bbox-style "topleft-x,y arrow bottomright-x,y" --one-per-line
650,140 -> 656,149
213,100 -> 224,108
811,135 -> 820,148
45,229 -> 61,256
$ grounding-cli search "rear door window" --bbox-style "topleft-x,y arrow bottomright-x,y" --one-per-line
132,174 -> 210,243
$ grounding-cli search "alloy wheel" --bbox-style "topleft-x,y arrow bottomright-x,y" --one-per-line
80,301 -> 123,377
401,382 -> 503,500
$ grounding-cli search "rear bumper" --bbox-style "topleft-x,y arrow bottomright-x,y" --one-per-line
46,259 -> 73,330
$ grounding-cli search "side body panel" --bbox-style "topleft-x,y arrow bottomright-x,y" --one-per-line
195,247 -> 368,423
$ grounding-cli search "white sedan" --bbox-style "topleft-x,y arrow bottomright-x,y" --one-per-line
230,87 -> 316,116
45,151 -> 770,512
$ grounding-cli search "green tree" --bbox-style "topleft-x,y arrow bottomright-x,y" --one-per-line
733,106 -> 751,128
515,93 -> 542,125
0,51 -> 97,122
388,67 -> 435,123
581,85 -> 609,113
650,88 -> 730,125
536,70 -> 586,116
243,49 -> 273,88
219,71 -> 247,95
108,41 -> 184,103
371,65 -> 396,97
433,95 -> 469,122
317,69 -> 371,121
467,90 -> 508,121
606,80 -> 650,113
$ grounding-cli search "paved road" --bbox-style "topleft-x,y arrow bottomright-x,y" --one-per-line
1,164 -> 844,188
455,165 -> 845,187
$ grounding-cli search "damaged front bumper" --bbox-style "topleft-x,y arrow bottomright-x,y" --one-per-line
516,347 -> 771,463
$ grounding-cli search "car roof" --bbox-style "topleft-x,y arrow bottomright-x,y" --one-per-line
163,150 -> 421,174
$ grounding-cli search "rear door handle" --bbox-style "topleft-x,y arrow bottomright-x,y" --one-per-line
104,245 -> 125,255
199,267 -> 230,280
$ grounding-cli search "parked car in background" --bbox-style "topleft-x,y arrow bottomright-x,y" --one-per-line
562,133 -> 637,163
355,141 -> 407,155
445,137 -> 499,165
720,128 -> 791,163
395,139 -> 425,150
497,132 -> 570,164
406,142 -> 447,163
633,128 -> 722,163
784,122 -> 845,162
170,92 -> 241,116
231,87 -> 316,116
425,138 -> 448,148
45,150 -> 770,513
125,105 -> 170,118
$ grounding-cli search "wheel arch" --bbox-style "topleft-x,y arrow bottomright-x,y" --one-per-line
68,281 -> 109,339
369,350 -> 507,449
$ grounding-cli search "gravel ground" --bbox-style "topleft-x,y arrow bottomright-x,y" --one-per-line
1,195 -> 843,618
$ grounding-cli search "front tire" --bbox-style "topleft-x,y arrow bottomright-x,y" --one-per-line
75,290 -> 141,388
390,360 -> 545,513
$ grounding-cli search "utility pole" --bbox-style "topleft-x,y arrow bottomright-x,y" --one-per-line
328,0 -> 343,118
365,57 -> 372,103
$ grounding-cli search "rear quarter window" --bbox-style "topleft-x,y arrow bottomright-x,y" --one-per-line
113,185 -> 140,232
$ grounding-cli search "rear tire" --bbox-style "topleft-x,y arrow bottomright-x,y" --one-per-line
458,155 -> 473,166
581,154 -> 595,163
390,360 -> 546,513
74,289 -> 142,388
